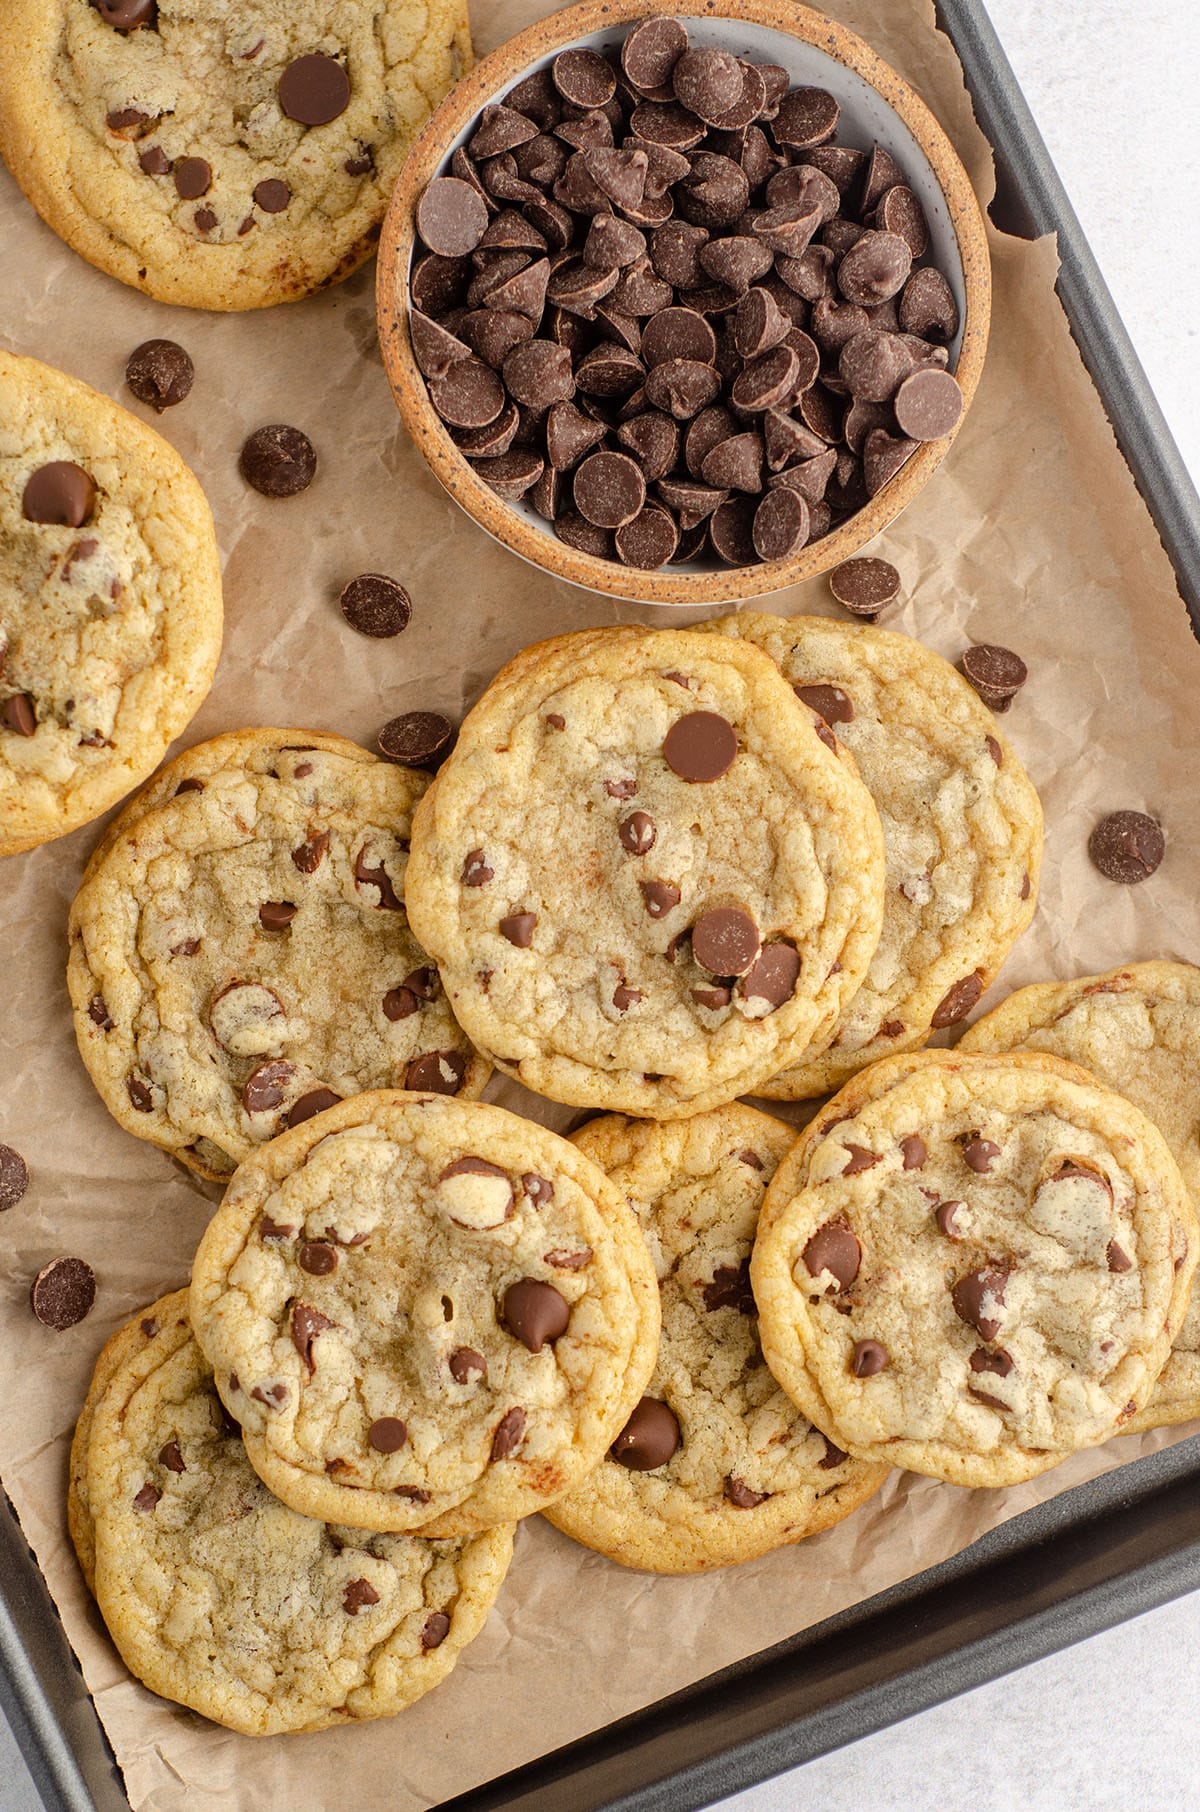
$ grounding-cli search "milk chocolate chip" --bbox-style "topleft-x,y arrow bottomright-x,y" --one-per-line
611,1395 -> 680,1469
22,463 -> 95,527
501,1278 -> 570,1352
663,710 -> 736,781
802,1220 -> 860,1292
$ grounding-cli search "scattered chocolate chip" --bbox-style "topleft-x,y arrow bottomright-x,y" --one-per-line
930,971 -> 983,1028
343,1577 -> 380,1615
795,683 -> 854,726
138,144 -> 170,176
259,1215 -> 296,1242
819,1437 -> 848,1469
88,996 -> 114,1030
1088,812 -> 1165,884
934,1200 -> 965,1238
663,710 -> 736,781
1107,1240 -> 1133,1273
421,1610 -> 452,1649
851,1338 -> 888,1376
900,1134 -> 926,1170
639,879 -> 681,918
30,1256 -> 95,1330
91,0 -> 156,27
462,848 -> 494,887
802,1220 -> 860,1292
239,425 -> 316,498
378,711 -> 454,766
159,1440 -> 185,1473
125,339 -> 194,412
133,1482 -> 161,1513
241,1059 -> 295,1115
725,1476 -> 768,1508
960,643 -> 1027,707
737,1148 -> 763,1170
970,1345 -> 1014,1377
449,1347 -> 487,1384
0,1146 -> 29,1211
292,829 -> 329,873
523,1173 -> 554,1206
501,1278 -> 568,1352
406,1050 -> 467,1094
340,573 -> 412,638
290,1301 -> 335,1371
1,694 -> 36,737
702,1257 -> 755,1314
280,53 -> 351,127
173,157 -> 210,200
368,1416 -> 408,1453
127,1076 -> 153,1112
611,1395 -> 680,1469
692,906 -> 760,976
740,941 -> 800,1010
490,1405 -> 527,1460
842,1144 -> 879,1176
259,900 -> 297,931
951,1265 -> 1010,1341
961,1134 -> 1000,1174
22,462 -> 95,527
299,1240 -> 339,1275
618,810 -> 657,854
253,178 -> 291,213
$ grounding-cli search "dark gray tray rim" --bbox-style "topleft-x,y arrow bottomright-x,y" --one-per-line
3,1 -> 1199,1807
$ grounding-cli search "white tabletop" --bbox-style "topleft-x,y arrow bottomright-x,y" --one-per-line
2,2 -> 1198,1807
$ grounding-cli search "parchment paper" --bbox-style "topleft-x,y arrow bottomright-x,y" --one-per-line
2,1 -> 1199,1807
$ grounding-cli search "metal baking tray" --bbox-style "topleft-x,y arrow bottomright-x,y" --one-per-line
3,1 -> 1199,1807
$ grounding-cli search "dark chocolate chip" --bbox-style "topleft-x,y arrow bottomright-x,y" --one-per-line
0,1146 -> 29,1211
899,266 -> 959,342
702,1257 -> 755,1314
290,1301 -> 335,1371
931,971 -> 983,1028
342,1578 -> 380,1615
573,449 -> 646,527
92,0 -> 156,25
299,1240 -> 338,1276
279,54 -> 351,128
449,1346 -> 488,1383
291,830 -> 329,873
795,683 -> 853,726
159,1439 -> 185,1473
893,368 -> 963,440
253,177 -> 291,213
611,1395 -> 680,1469
406,1050 -> 468,1094
240,425 -> 316,498
133,1482 -> 161,1512
725,1476 -> 769,1508
138,144 -> 171,175
1088,812 -> 1165,884
969,1345 -> 1014,1377
842,1144 -> 880,1176
420,1610 -> 451,1649
829,556 -> 900,616
0,694 -> 36,737
773,86 -> 839,149
30,1257 -> 95,1330
961,1134 -> 1001,1174
378,711 -> 453,767
339,573 -> 412,638
125,339 -> 194,412
259,900 -> 297,931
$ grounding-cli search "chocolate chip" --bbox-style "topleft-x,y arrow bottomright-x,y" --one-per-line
893,368 -> 963,440
259,900 -> 297,932
0,1146 -> 29,1211
299,1240 -> 339,1276
862,427 -> 918,496
818,1437 -> 848,1470
613,979 -> 644,1010
952,1266 -> 1010,1341
92,0 -> 156,25
959,643 -> 1027,705
88,996 -> 114,1031
1107,1240 -> 1133,1273
340,573 -> 412,638
406,1050 -> 467,1094
368,1416 -> 408,1453
931,972 -> 983,1027
725,1476 -> 769,1508
935,1200 -> 965,1238
663,710 -> 736,781
701,430 -> 763,492
899,267 -> 959,342
158,1439 -> 185,1473
22,462 -> 95,527
1,694 -> 36,737
378,711 -> 454,767
611,1396 -> 680,1469
1088,812 -> 1165,884
752,485 -> 809,561
622,16 -> 688,92
420,1610 -> 451,1649
173,157 -> 210,200
462,848 -> 493,886
740,941 -> 800,1010
290,1301 -> 335,1371
242,1060 -> 295,1115
449,1347 -> 488,1384
802,1220 -> 860,1291
292,829 -> 329,873
342,1578 -> 380,1615
490,1405 -> 527,1460
133,1482 -> 161,1513
279,53 -> 351,127
634,880 -> 677,920
901,1134 -> 927,1170
837,554 -> 902,619
692,906 -> 760,975
702,1257 -> 755,1314
30,1257 -> 95,1330
619,810 -> 657,854
240,425 -> 316,498
573,450 -> 646,527
961,1134 -> 1001,1174
500,912 -> 537,946
842,1144 -> 879,1176
138,144 -> 170,175
553,47 -> 616,108
127,1076 -> 153,1112
644,358 -> 722,420
970,1346 -> 1014,1378
125,339 -> 194,412
796,683 -> 853,726
251,177 -> 290,213
851,1339 -> 887,1376
431,358 -> 506,429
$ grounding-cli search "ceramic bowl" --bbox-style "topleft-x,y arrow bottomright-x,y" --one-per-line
377,0 -> 990,605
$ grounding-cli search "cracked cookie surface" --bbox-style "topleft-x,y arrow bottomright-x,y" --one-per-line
544,1106 -> 887,1572
751,1050 -> 1198,1487
68,728 -> 487,1180
0,0 -> 471,309
405,625 -> 887,1119
961,962 -> 1200,1431
77,1292 -> 513,1735
0,349 -> 221,855
189,1093 -> 661,1534
702,614 -> 1042,1097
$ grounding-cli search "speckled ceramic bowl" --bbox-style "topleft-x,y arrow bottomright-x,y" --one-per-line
377,0 -> 990,605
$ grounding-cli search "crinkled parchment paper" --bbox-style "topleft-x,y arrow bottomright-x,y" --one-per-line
1,1 -> 1198,1806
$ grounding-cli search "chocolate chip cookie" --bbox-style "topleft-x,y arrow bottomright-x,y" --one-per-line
74,1293 -> 513,1734
188,1093 -> 661,1534
67,729 -> 487,1181
0,0 -> 470,309
701,613 -> 1042,1094
544,1106 -> 887,1572
751,1050 -> 1198,1487
960,962 -> 1200,1431
404,625 -> 887,1117
0,348 -> 221,856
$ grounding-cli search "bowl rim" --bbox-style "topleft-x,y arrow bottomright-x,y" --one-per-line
377,0 -> 992,606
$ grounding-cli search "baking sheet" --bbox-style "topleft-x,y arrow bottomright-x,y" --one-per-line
2,0 -> 1199,1807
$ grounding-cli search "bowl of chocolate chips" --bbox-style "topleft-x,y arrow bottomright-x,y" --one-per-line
378,0 -> 990,604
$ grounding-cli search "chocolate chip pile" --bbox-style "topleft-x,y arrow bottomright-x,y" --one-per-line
407,17 -> 963,570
